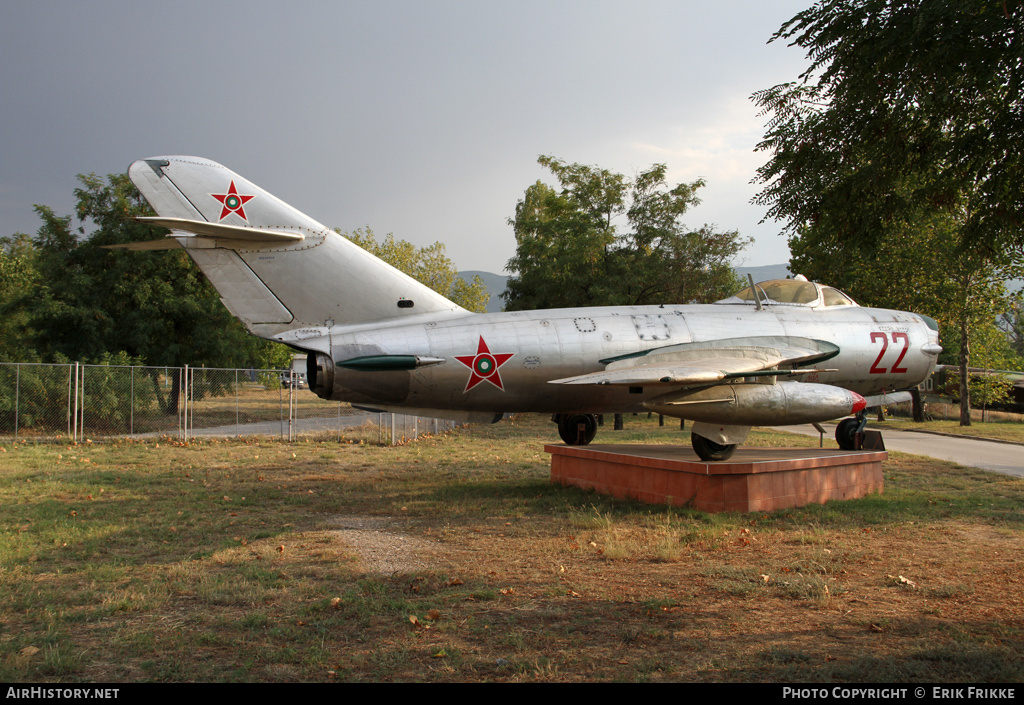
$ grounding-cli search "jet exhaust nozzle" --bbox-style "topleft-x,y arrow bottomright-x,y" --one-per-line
307,352 -> 336,400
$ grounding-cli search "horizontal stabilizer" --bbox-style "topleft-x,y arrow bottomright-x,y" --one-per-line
138,217 -> 305,243
102,238 -> 183,251
104,218 -> 306,251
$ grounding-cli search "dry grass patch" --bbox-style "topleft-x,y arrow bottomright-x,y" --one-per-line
0,413 -> 1022,682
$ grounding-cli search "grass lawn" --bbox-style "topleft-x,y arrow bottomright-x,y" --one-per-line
1,413 -> 1022,682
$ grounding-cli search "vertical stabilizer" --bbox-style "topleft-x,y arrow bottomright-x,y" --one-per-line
127,156 -> 467,339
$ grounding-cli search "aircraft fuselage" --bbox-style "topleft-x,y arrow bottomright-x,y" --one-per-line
320,301 -> 938,417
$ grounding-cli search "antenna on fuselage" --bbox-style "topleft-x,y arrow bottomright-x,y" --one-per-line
747,273 -> 764,311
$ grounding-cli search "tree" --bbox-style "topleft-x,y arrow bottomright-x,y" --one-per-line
503,156 -> 749,311
753,0 -> 1024,256
503,178 -> 617,310
343,227 -> 490,313
21,173 -> 292,372
0,233 -> 38,361
789,201 -> 1023,425
755,0 -> 1024,425
997,290 -> 1024,362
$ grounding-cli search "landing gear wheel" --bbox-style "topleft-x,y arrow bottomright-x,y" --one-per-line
556,414 -> 598,445
691,433 -> 737,462
835,417 -> 860,450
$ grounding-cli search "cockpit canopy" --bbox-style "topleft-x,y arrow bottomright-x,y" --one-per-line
716,278 -> 858,308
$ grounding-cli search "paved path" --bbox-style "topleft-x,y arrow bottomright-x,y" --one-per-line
187,412 -> 374,438
150,410 -> 456,441
127,412 -> 374,439
775,424 -> 1024,479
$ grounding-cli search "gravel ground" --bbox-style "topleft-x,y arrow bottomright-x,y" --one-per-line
325,515 -> 448,575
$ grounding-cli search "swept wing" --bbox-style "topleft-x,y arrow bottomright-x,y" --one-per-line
548,336 -> 840,388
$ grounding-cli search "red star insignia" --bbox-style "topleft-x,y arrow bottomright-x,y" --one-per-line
211,181 -> 255,221
455,336 -> 514,392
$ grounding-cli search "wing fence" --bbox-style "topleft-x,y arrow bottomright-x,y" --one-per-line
0,362 -> 456,444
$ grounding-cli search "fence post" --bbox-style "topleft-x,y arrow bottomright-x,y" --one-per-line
69,362 -> 74,441
72,362 -> 79,442
288,376 -> 295,442
176,367 -> 182,439
182,364 -> 189,442
67,363 -> 72,439
80,364 -> 86,440
13,363 -> 19,441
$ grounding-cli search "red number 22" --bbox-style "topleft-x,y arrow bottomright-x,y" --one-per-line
870,332 -> 909,374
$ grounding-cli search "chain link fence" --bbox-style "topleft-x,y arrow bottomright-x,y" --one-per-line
0,362 -> 457,444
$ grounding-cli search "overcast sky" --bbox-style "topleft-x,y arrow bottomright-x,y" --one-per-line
1,0 -> 812,274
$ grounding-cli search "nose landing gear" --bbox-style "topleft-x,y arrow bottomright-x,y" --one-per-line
835,411 -> 868,451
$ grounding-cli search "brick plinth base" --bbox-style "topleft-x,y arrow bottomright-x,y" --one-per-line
546,444 -> 886,513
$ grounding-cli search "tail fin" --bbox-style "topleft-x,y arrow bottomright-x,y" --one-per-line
125,156 -> 467,340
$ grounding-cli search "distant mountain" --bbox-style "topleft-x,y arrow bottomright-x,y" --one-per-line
734,263 -> 791,284
458,271 -> 509,313
460,264 -> 793,313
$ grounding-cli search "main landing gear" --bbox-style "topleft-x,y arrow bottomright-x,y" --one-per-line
554,413 -> 598,445
691,434 -> 737,462
835,411 -> 868,450
553,413 -> 739,462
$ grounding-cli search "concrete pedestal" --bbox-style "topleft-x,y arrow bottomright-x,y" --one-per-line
547,443 -> 886,513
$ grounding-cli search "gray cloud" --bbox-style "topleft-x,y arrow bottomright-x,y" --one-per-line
1,0 -> 810,273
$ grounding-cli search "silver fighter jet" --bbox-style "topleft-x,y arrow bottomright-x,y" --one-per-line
112,157 -> 942,460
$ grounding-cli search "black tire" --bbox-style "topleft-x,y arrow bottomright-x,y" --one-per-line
691,433 -> 737,461
557,414 -> 598,445
835,417 -> 860,450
